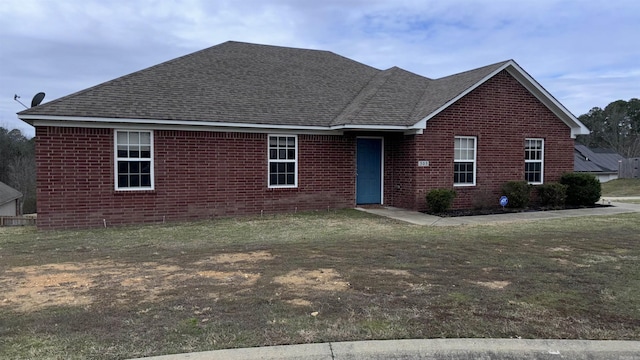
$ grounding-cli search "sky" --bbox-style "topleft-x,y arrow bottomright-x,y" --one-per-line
1,0 -> 638,137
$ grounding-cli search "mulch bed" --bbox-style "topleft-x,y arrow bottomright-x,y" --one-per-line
424,204 -> 612,217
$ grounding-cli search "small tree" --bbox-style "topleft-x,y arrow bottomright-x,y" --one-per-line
560,173 -> 601,206
501,181 -> 531,208
537,182 -> 567,209
426,189 -> 456,214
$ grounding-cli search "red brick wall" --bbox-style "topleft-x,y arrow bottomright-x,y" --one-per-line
35,128 -> 355,229
404,70 -> 575,211
34,71 -> 576,228
385,134 -> 418,209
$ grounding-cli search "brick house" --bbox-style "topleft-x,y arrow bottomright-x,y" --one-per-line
18,41 -> 588,229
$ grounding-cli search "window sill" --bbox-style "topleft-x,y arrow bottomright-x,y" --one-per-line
267,186 -> 298,191
114,189 -> 157,195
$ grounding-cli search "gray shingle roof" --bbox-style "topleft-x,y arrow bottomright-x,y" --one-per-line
20,42 -> 378,127
332,67 -> 431,126
0,181 -> 22,205
17,41 -> 513,128
574,144 -> 624,173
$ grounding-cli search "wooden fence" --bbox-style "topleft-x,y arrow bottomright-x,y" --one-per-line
0,216 -> 37,226
619,158 -> 640,179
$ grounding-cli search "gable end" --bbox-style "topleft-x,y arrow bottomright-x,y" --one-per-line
418,61 -> 589,139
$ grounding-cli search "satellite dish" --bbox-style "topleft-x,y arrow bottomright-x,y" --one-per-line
31,92 -> 45,107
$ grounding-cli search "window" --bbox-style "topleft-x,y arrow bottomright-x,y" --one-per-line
268,135 -> 297,188
115,130 -> 154,190
525,138 -> 544,184
454,136 -> 476,186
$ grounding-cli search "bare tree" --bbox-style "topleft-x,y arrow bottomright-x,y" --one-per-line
600,107 -> 633,157
8,155 -> 36,214
1,127 -> 36,214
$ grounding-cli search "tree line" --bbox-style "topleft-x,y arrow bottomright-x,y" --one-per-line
0,127 -> 36,214
576,98 -> 640,158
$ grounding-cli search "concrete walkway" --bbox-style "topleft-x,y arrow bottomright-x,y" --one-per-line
356,198 -> 640,226
129,198 -> 640,360
130,339 -> 640,359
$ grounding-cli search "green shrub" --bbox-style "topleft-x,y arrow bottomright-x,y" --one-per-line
501,181 -> 531,208
560,173 -> 601,206
536,182 -> 567,208
426,188 -> 457,214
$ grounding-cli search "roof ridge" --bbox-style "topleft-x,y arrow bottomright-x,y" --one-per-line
435,60 -> 512,81
225,40 -> 334,54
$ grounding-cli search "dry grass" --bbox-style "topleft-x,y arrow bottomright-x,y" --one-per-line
1,210 -> 639,359
613,199 -> 640,204
601,178 -> 640,196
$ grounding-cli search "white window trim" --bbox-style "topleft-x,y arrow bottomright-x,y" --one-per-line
267,134 -> 298,188
525,138 -> 544,185
454,136 -> 477,187
114,130 -> 155,191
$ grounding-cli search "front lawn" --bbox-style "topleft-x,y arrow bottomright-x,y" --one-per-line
601,178 -> 640,196
1,210 -> 639,359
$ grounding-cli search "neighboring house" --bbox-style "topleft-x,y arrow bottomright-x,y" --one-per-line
0,181 -> 23,216
574,144 -> 624,182
18,41 -> 589,229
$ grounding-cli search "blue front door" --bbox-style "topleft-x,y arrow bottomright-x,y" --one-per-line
356,138 -> 382,204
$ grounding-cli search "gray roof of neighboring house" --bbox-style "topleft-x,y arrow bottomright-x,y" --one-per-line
18,41 -> 588,137
574,144 -> 624,173
0,181 -> 22,205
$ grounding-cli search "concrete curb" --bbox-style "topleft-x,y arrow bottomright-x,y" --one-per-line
130,339 -> 640,360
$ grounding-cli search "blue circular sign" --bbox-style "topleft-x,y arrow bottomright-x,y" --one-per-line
499,196 -> 508,207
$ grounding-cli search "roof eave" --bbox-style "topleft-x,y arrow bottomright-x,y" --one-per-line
331,124 -> 423,134
20,115 -> 424,135
0,196 -> 22,205
0,185 -> 22,204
